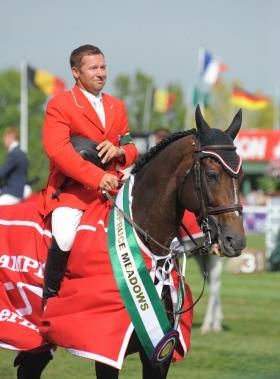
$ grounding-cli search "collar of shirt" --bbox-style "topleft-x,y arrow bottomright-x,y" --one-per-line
80,88 -> 105,128
80,88 -> 103,107
8,141 -> 19,152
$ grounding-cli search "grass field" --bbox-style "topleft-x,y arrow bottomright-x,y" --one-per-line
245,232 -> 266,251
1,257 -> 279,379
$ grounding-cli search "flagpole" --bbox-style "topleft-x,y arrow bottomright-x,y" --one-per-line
185,85 -> 193,129
198,82 -> 205,117
20,62 -> 28,152
273,84 -> 280,130
142,83 -> 153,132
197,47 -> 205,116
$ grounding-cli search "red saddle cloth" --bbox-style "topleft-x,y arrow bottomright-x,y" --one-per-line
0,200 -> 193,369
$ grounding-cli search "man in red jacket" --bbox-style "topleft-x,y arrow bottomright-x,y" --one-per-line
39,44 -> 138,302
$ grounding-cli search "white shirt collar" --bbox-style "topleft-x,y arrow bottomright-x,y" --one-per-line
80,88 -> 106,128
8,141 -> 19,152
80,88 -> 102,104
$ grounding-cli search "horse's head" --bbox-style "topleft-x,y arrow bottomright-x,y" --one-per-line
178,105 -> 246,257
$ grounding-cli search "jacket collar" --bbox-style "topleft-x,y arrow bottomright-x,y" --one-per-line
71,85 -> 104,132
8,141 -> 19,152
71,86 -> 116,135
102,94 -> 116,137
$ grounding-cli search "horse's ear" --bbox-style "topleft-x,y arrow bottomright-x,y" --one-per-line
225,109 -> 242,140
195,104 -> 210,134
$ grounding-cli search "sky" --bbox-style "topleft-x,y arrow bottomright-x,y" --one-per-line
1,0 -> 279,98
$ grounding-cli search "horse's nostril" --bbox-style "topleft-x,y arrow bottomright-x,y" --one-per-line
226,234 -> 233,243
226,234 -> 246,251
226,236 -> 234,250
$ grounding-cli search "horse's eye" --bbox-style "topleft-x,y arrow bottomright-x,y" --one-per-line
206,171 -> 219,182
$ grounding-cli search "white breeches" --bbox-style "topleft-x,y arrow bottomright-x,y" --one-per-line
51,207 -> 83,251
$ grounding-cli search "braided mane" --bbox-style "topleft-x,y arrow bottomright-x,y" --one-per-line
131,129 -> 196,174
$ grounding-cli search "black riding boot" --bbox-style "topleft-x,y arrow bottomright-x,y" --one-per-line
42,237 -> 70,303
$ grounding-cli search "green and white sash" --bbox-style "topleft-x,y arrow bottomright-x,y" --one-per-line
108,178 -> 179,363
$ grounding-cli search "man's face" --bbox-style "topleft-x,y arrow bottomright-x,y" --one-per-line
72,54 -> 106,95
3,134 -> 13,149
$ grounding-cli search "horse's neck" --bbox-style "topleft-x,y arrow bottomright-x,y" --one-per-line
131,137 -> 193,255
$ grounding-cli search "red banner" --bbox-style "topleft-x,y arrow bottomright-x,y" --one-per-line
235,130 -> 280,161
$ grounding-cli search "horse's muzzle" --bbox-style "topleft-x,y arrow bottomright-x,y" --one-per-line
218,224 -> 246,257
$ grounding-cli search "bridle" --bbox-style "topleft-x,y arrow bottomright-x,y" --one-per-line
181,137 -> 243,249
170,136 -> 244,315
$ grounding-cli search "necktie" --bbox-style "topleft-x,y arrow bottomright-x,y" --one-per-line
94,99 -> 105,128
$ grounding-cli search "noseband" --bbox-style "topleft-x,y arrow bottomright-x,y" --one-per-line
183,138 -> 243,247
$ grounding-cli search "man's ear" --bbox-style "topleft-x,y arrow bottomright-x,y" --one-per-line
71,67 -> 80,80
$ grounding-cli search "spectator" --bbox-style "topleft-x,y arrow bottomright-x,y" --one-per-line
154,127 -> 171,144
0,127 -> 28,205
148,127 -> 171,148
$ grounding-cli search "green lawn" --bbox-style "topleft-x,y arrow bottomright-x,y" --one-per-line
0,243 -> 279,379
245,232 -> 265,251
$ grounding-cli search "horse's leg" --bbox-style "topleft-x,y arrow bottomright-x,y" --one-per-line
194,255 -> 213,334
95,361 -> 119,379
15,350 -> 53,379
139,349 -> 172,379
211,256 -> 223,332
201,256 -> 223,334
201,285 -> 215,334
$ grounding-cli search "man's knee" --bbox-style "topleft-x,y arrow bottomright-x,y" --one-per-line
51,207 -> 82,251
52,232 -> 76,252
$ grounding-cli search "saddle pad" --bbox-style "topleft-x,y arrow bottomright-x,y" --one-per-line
0,199 -> 193,369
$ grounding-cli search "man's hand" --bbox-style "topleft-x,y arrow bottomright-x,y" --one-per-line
99,173 -> 119,192
96,140 -> 124,164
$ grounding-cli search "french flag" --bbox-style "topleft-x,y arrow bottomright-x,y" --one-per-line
199,48 -> 227,85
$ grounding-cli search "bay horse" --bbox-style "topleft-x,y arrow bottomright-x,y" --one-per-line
9,105 -> 245,379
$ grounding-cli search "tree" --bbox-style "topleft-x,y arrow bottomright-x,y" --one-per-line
0,69 -> 48,191
113,71 -> 188,132
205,80 -> 232,128
203,79 -> 275,130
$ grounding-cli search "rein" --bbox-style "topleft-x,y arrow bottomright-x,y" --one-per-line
105,190 -> 196,256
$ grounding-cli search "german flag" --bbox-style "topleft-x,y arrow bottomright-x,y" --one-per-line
231,87 -> 270,110
153,89 -> 175,113
27,66 -> 66,97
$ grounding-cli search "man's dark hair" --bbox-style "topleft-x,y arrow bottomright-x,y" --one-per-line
70,45 -> 104,69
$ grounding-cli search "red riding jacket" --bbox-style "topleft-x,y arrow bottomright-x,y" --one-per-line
38,86 -> 138,217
